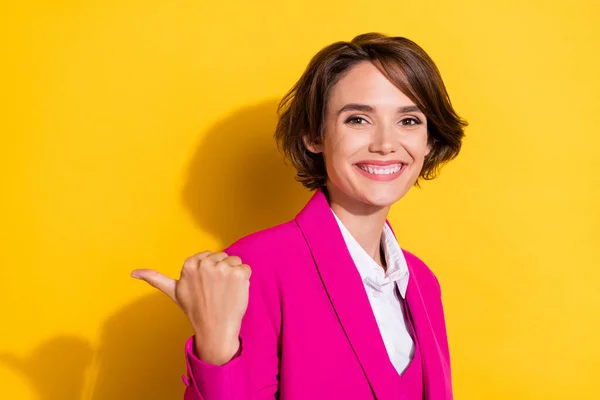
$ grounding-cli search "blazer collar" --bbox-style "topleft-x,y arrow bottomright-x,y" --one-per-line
295,189 -> 450,400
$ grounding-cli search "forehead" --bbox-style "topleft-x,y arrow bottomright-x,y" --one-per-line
327,61 -> 415,108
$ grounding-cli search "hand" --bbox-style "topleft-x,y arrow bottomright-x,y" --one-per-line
131,251 -> 251,365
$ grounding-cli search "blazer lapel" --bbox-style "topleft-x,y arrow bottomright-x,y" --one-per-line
295,189 -> 400,400
403,251 -> 452,400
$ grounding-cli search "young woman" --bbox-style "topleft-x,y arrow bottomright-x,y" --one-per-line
132,33 -> 467,400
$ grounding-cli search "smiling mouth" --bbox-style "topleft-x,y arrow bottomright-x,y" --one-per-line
356,163 -> 405,175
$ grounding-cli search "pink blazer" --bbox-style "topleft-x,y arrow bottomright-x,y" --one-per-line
181,189 -> 452,400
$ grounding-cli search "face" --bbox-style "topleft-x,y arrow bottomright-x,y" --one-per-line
306,61 -> 432,209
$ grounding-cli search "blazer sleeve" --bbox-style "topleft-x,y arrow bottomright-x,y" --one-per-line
182,242 -> 282,400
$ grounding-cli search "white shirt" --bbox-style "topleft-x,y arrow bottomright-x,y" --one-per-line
332,210 -> 415,375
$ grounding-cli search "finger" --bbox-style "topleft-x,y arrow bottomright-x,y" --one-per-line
182,251 -> 213,277
197,252 -> 229,270
234,263 -> 252,280
131,269 -> 177,303
184,251 -> 212,265
222,255 -> 242,266
206,251 -> 229,263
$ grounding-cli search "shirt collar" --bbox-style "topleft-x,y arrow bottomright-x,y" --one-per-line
331,209 -> 410,298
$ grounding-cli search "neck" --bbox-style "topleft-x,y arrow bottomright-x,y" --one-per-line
325,185 -> 390,267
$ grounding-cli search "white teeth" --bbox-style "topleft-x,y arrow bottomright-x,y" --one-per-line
358,164 -> 403,175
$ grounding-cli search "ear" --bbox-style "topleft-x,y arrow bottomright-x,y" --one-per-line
303,134 -> 323,154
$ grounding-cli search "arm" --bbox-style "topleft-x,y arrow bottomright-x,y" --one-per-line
182,244 -> 281,400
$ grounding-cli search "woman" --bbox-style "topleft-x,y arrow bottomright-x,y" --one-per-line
132,33 -> 467,400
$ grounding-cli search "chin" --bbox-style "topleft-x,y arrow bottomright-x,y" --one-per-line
344,168 -> 418,208
356,185 -> 409,208
328,175 -> 413,209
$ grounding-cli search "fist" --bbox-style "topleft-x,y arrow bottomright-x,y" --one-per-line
131,251 -> 251,365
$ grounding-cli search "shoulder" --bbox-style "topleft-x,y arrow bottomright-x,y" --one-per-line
222,220 -> 308,280
222,220 -> 313,301
224,220 -> 303,259
402,249 -> 442,297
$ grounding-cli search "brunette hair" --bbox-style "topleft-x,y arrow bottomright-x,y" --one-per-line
274,32 -> 468,190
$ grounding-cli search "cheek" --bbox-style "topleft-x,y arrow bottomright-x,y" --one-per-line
323,130 -> 358,165
407,131 -> 430,160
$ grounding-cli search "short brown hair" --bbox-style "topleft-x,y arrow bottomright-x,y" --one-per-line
274,32 -> 468,190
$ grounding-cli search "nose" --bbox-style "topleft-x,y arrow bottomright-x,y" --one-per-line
369,123 -> 399,155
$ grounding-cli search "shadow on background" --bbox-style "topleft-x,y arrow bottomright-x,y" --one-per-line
182,99 -> 311,245
0,100 -> 313,400
89,294 -> 190,399
0,336 -> 93,400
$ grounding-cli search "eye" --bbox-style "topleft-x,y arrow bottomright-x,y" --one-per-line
399,117 -> 422,126
344,116 -> 369,125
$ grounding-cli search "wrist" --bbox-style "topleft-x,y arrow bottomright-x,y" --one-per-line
194,335 -> 240,365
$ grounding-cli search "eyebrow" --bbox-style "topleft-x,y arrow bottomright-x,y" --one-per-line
336,103 -> 423,116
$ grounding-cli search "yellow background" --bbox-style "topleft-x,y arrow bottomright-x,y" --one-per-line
1,1 -> 598,399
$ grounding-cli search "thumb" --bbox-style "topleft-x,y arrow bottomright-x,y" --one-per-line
131,269 -> 177,304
